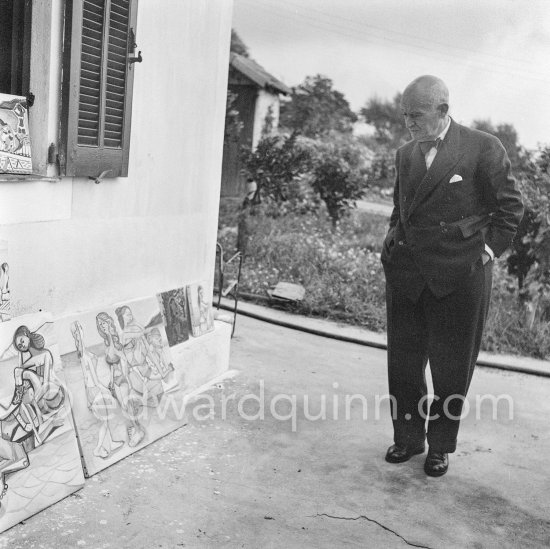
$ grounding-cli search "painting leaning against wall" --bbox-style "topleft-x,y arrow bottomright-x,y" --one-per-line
0,241 -> 9,322
0,94 -> 32,175
187,282 -> 215,337
62,297 -> 191,477
158,287 -> 190,346
0,313 -> 84,534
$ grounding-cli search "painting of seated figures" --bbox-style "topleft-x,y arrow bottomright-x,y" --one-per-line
61,296 -> 191,477
0,313 -> 84,534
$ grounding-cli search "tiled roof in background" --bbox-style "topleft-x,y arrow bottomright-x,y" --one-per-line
230,53 -> 291,95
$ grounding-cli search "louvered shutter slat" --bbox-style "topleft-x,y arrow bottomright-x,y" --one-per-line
80,70 -> 101,83
79,120 -> 99,130
79,110 -> 99,121
107,59 -> 126,72
110,21 -> 127,33
80,102 -> 100,114
110,2 -> 129,17
84,0 -> 104,13
106,106 -> 123,116
106,70 -> 125,83
108,35 -> 127,49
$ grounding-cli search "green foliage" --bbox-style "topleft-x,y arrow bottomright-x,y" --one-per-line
224,90 -> 243,146
506,208 -> 539,290
359,141 -> 395,189
360,93 -> 409,147
513,146 -> 550,309
240,133 -> 313,204
466,123 -> 550,336
470,120 -> 543,295
307,134 -> 369,226
240,131 -> 373,223
279,75 -> 357,138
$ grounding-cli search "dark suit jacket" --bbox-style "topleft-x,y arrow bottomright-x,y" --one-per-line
381,119 -> 524,299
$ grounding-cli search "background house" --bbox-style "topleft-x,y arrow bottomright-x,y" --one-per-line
221,52 -> 290,197
0,0 -> 233,373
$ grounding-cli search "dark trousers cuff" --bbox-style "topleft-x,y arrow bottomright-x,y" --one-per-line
426,437 -> 457,453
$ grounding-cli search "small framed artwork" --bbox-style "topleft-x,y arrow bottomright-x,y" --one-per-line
0,94 -> 32,174
157,288 -> 190,346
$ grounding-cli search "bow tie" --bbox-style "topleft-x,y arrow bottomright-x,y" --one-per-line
419,138 -> 442,155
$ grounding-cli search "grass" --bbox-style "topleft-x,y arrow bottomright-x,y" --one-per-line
218,198 -> 550,360
218,200 -> 388,331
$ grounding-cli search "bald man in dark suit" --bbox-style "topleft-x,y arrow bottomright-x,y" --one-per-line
380,75 -> 524,476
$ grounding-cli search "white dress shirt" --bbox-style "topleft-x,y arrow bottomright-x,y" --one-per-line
423,117 -> 451,170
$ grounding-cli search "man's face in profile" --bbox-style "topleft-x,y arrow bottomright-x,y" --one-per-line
401,94 -> 445,142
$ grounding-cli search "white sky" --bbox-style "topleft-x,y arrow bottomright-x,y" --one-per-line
232,0 -> 550,149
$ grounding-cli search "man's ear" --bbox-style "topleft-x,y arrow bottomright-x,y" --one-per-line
438,103 -> 449,116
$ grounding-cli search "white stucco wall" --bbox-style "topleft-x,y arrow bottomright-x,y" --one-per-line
251,89 -> 280,149
0,0 -> 233,318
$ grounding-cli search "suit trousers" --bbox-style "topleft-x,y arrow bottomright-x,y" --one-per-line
385,257 -> 492,453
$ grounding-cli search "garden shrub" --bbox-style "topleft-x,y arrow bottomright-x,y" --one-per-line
240,132 -> 313,207
307,133 -> 372,227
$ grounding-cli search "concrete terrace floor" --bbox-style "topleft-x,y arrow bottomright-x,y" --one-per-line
1,315 -> 549,548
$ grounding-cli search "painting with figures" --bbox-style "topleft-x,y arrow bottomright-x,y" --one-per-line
186,283 -> 214,337
158,288 -> 190,346
0,94 -> 32,174
61,297 -> 191,477
0,313 -> 84,534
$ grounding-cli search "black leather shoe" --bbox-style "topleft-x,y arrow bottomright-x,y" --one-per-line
385,443 -> 425,463
424,449 -> 449,477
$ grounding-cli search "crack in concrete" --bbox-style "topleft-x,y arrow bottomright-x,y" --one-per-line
312,513 -> 435,549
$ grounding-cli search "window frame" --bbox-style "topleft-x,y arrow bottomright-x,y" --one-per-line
0,0 -> 32,97
0,0 -> 54,180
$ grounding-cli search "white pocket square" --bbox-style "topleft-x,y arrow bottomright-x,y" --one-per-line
449,174 -> 463,183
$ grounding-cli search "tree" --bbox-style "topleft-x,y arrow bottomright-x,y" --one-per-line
360,93 -> 409,147
230,29 -> 249,57
472,119 -> 523,169
224,30 -> 250,146
279,75 -> 357,138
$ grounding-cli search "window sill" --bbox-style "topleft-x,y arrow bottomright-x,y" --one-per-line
0,174 -> 61,183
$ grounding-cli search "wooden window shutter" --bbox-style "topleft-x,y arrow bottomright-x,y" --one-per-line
60,0 -> 138,178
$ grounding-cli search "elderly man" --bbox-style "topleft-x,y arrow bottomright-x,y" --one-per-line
380,75 -> 523,476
